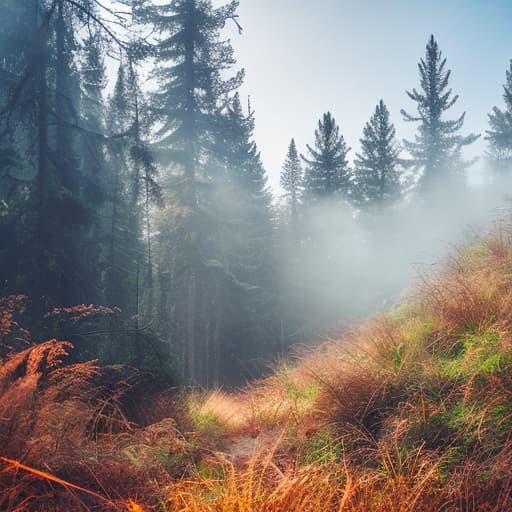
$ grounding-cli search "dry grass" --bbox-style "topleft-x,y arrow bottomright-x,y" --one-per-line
5,220 -> 512,510
165,220 -> 512,511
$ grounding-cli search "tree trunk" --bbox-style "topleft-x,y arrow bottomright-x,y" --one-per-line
35,0 -> 48,306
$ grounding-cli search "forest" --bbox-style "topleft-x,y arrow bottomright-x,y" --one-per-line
3,0 -> 512,510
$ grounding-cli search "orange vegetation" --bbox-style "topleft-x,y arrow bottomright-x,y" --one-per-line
4,220 -> 512,510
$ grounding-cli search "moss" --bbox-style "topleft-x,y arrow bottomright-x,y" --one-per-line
436,356 -> 465,380
477,470 -> 492,483
482,404 -> 512,444
479,353 -> 506,374
378,315 -> 436,379
420,401 -> 480,451
383,305 -> 414,324
486,404 -> 512,423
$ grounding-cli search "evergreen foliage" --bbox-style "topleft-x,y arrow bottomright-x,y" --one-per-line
401,35 -> 479,192
302,112 -> 351,203
212,93 -> 276,373
354,100 -> 402,209
486,60 -> 512,171
139,0 -> 276,385
280,138 -> 303,234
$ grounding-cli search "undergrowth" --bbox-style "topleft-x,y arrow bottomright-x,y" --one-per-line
5,220 -> 512,509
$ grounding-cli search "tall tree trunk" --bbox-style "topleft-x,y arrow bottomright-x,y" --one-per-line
35,0 -> 48,307
55,0 -> 74,194
212,280 -> 223,387
185,270 -> 196,382
106,152 -> 120,306
145,176 -> 154,315
179,2 -> 199,383
132,86 -> 143,362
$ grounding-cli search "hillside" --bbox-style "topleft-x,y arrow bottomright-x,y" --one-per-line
3,220 -> 512,510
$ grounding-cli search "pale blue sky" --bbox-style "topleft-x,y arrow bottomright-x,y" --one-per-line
218,0 -> 512,191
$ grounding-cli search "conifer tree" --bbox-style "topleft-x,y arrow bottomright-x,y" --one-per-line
126,58 -> 161,321
225,95 -> 273,263
486,60 -> 512,171
0,0 -> 40,298
104,63 -> 138,312
0,0 -> 130,307
217,94 -> 276,373
80,31 -> 107,203
280,138 -> 303,235
401,35 -> 479,192
17,0 -> 94,306
76,31 -> 109,304
354,100 -> 402,210
302,112 -> 351,203
139,0 -> 244,383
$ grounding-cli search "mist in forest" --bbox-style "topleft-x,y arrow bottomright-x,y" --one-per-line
277,170 -> 512,341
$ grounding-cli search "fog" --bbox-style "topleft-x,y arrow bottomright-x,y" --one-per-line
277,168 -> 512,341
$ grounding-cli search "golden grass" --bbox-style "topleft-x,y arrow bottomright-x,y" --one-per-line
0,456 -> 112,504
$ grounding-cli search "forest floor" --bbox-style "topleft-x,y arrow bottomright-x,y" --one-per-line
4,219 -> 512,510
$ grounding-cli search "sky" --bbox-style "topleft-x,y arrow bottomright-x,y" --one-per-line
215,0 -> 512,192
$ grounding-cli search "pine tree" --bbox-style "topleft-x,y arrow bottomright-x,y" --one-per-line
226,96 -> 273,263
139,0 -> 243,184
280,138 -> 303,235
0,0 -> 34,79
104,63 -> 139,313
354,100 -> 402,210
126,58 -> 162,322
219,95 -> 276,374
401,35 -> 479,192
0,1 -> 173,373
302,112 -> 351,203
0,0 -> 127,307
277,138 -> 306,353
0,0 -> 40,297
77,31 -> 108,304
139,0 -> 244,383
486,60 -> 512,172
80,31 -> 107,201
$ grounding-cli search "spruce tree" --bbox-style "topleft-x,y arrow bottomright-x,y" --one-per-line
0,0 -> 34,79
0,0 -> 128,307
126,58 -> 162,322
0,0 -> 39,298
205,93 -> 276,383
80,31 -> 107,201
302,112 -> 351,203
139,0 -> 244,383
486,60 -> 512,171
354,100 -> 402,210
277,138 -> 306,352
280,138 -> 303,235
77,31 -> 108,304
226,94 -> 275,360
0,0 -> 172,372
401,35 -> 479,192
104,63 -> 138,313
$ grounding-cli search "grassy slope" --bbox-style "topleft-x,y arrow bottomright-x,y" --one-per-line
4,222 -> 512,510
